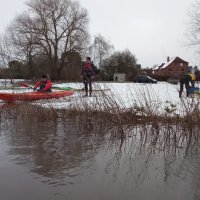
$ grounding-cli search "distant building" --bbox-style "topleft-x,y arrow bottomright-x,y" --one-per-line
113,73 -> 126,82
153,56 -> 189,80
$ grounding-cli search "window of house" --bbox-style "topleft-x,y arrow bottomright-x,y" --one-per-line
180,63 -> 183,67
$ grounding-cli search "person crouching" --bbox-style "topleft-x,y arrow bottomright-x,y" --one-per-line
179,67 -> 196,97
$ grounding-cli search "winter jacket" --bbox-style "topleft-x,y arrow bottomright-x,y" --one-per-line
81,61 -> 95,76
34,80 -> 52,92
180,73 -> 196,87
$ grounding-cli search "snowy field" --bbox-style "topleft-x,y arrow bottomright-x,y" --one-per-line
1,80 -> 200,116
53,82 -> 200,115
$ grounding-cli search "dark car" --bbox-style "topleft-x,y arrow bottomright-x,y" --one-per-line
133,75 -> 157,83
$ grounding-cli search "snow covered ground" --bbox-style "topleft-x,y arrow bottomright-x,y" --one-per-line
0,81 -> 200,116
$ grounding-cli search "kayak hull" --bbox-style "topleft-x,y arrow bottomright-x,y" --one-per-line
0,90 -> 74,102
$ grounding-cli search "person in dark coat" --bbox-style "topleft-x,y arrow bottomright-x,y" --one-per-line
179,67 -> 196,97
194,66 -> 200,81
81,57 -> 95,96
34,74 -> 52,92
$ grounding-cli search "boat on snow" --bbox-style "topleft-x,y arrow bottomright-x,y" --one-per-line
0,90 -> 74,102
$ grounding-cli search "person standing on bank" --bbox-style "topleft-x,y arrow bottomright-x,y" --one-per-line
179,67 -> 196,97
194,66 -> 200,81
34,74 -> 52,92
81,57 -> 95,97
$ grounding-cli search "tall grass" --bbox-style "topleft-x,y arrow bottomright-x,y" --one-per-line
0,83 -> 200,150
63,83 -> 200,149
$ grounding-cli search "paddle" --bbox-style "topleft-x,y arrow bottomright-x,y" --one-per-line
52,86 -> 74,91
20,81 -> 74,91
20,82 -> 108,92
19,82 -> 60,99
20,82 -> 74,91
19,82 -> 34,89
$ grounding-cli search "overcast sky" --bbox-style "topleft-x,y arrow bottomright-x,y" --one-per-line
0,0 -> 198,67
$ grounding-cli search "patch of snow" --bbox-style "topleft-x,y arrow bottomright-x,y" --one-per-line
1,82 -> 200,117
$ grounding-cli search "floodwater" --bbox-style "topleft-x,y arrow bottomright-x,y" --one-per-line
0,105 -> 200,200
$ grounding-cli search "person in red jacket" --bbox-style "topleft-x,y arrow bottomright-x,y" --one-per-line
81,57 -> 95,96
34,74 -> 52,92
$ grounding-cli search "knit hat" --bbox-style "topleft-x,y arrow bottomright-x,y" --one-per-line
86,57 -> 91,61
42,74 -> 47,78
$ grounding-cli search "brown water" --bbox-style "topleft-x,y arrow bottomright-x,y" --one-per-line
0,106 -> 200,200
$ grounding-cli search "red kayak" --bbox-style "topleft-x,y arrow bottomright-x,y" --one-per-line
0,90 -> 74,102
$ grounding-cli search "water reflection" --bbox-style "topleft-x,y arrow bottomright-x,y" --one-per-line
104,127 -> 200,200
1,108 -> 102,181
0,105 -> 200,200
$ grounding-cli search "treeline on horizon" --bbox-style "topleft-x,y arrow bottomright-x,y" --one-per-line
0,0 -> 140,81
0,0 -> 199,81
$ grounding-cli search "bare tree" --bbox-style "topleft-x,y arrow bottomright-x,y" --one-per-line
89,34 -> 113,68
187,0 -> 200,52
101,49 -> 138,81
0,36 -> 18,83
0,36 -> 13,68
6,12 -> 42,77
6,0 -> 89,79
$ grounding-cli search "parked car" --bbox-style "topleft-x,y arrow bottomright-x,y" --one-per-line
133,75 -> 157,83
167,77 -> 179,84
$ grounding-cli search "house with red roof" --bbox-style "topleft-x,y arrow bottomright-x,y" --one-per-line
153,57 -> 189,81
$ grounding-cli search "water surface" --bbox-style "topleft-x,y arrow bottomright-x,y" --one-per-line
0,105 -> 200,200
